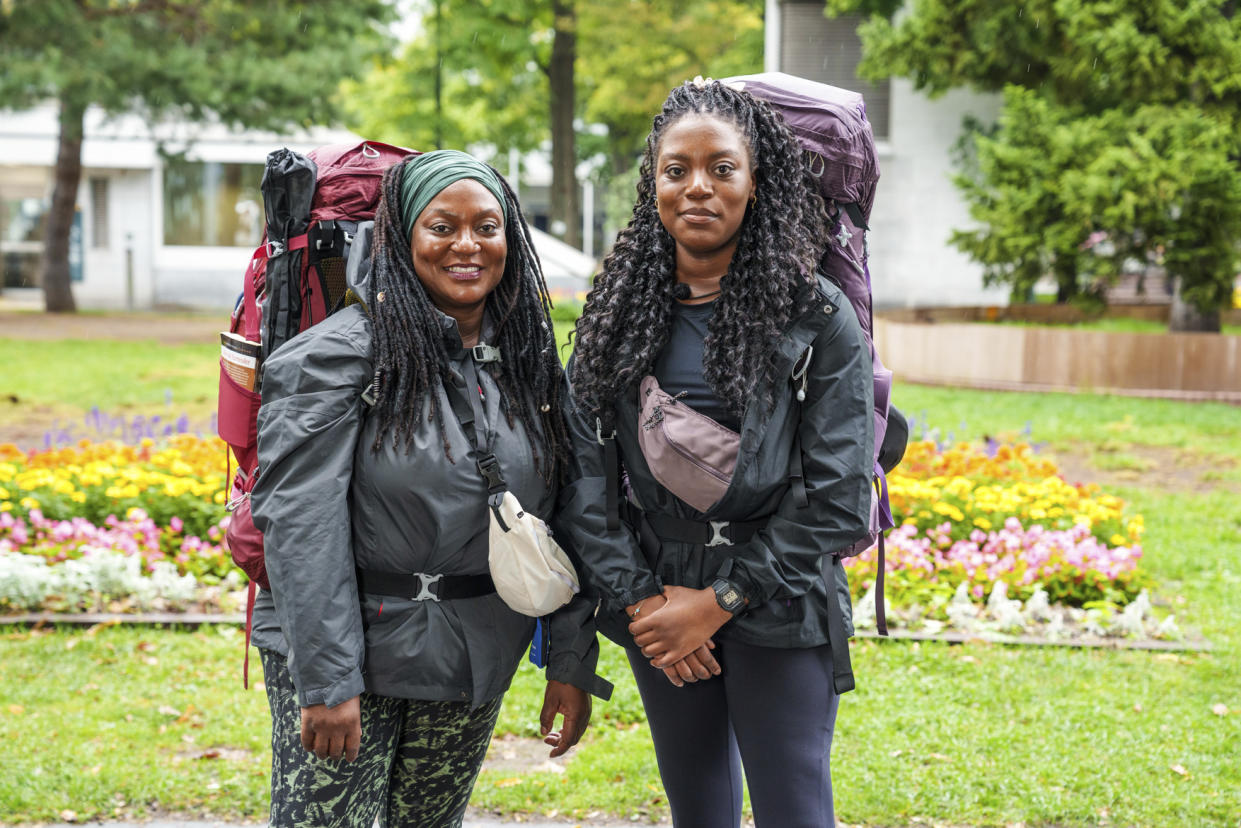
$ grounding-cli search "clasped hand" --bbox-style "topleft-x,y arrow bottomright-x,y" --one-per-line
628,586 -> 731,687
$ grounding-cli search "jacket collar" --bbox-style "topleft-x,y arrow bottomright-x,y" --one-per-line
432,305 -> 499,357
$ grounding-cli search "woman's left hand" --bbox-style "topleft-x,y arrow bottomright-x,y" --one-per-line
629,584 -> 732,668
540,679 -> 591,758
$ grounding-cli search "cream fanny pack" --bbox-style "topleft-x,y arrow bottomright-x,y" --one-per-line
637,374 -> 740,513
486,490 -> 579,617
449,352 -> 579,617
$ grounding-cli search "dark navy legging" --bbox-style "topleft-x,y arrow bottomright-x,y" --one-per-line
627,638 -> 839,828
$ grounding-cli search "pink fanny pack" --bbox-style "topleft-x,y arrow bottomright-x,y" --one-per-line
637,375 -> 740,513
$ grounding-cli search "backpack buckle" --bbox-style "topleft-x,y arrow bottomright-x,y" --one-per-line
264,239 -> 286,258
471,344 -> 501,363
706,521 -> 731,547
477,454 -> 506,492
412,572 -> 442,602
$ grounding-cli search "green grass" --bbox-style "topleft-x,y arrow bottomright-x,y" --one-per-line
894,384 -> 1241,464
978,317 -> 1241,336
0,338 -> 220,427
2,329 -> 1241,824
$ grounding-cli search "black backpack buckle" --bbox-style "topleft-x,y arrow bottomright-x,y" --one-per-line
477,454 -> 506,493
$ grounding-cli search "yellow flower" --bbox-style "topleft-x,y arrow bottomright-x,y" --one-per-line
973,517 -> 992,530
1110,534 -> 1127,547
19,497 -> 40,510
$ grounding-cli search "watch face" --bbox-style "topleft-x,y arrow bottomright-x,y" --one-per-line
714,579 -> 743,613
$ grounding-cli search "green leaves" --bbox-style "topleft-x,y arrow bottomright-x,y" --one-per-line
344,0 -> 764,167
843,0 -> 1241,321
0,0 -> 397,130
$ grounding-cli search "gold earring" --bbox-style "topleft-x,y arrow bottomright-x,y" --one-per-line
749,193 -> 757,209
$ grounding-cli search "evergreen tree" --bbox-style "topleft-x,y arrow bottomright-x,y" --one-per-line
834,0 -> 1241,329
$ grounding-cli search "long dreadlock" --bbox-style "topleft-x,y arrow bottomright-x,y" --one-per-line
367,158 -> 571,483
570,80 -> 829,426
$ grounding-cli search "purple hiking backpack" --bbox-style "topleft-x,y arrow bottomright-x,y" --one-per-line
725,72 -> 898,632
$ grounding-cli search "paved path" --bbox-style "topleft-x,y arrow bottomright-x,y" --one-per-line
0,308 -> 226,345
36,818 -> 664,828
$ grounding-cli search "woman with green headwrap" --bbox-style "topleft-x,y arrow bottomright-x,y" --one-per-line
250,150 -> 610,827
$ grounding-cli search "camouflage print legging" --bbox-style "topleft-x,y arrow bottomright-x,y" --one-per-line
260,648 -> 503,828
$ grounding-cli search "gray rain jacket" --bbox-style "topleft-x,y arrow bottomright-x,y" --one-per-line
557,275 -> 874,648
249,249 -> 607,709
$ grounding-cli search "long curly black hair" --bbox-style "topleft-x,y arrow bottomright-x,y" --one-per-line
570,80 -> 830,425
367,158 -> 570,483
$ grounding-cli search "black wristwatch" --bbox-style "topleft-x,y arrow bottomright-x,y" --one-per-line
712,578 -> 746,616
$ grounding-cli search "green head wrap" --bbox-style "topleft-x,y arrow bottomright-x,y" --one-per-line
399,150 -> 508,240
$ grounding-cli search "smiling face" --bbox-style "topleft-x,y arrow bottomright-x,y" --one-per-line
410,178 -> 507,320
654,113 -> 756,264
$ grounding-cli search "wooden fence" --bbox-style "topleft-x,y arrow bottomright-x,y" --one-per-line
874,312 -> 1241,403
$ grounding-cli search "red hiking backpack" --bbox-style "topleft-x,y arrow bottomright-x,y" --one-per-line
216,140 -> 415,682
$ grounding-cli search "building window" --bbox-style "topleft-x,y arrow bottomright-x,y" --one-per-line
90,177 -> 109,249
779,3 -> 890,141
0,166 -> 49,289
162,158 -> 265,247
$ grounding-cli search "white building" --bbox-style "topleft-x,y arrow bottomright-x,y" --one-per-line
0,106 -> 594,310
767,0 -> 1008,309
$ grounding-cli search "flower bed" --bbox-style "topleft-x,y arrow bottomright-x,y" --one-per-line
0,436 -> 237,613
844,440 -> 1156,636
2,432 -> 1153,631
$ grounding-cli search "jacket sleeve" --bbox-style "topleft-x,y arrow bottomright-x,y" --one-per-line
545,589 -> 614,700
716,300 -> 875,609
249,320 -> 373,708
550,362 -> 662,612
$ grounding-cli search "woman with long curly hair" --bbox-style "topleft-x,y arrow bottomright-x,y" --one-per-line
559,80 -> 875,826
249,150 -> 610,828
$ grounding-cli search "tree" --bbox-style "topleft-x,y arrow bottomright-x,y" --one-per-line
952,88 -> 1241,319
346,0 -> 763,248
834,0 -> 1241,330
579,0 -> 763,175
347,0 -> 583,245
0,0 -> 396,312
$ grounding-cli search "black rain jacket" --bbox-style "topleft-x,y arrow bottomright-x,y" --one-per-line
556,275 -> 874,648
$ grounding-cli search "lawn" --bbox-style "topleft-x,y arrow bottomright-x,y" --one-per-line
1,330 -> 1240,826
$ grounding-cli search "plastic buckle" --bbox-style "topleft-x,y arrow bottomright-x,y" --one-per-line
264,239 -> 286,258
706,521 -> 731,547
412,572 -> 442,602
477,455 -> 505,491
595,418 -> 615,446
471,344 -> 502,364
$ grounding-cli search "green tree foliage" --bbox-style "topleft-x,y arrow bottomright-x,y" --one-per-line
953,88 -> 1241,317
837,0 -> 1241,329
579,0 -> 763,171
0,0 -> 396,312
345,0 -> 763,246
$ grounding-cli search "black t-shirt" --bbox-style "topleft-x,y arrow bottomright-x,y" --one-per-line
652,299 -> 741,433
